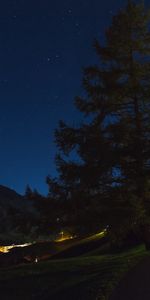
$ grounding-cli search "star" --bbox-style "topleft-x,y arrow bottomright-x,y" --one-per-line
67,9 -> 72,14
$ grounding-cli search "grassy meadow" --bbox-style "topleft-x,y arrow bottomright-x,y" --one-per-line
0,233 -> 149,299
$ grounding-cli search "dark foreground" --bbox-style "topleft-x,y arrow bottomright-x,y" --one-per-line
0,245 -> 147,300
110,256 -> 150,300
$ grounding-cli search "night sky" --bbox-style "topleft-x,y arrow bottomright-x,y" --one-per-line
0,0 -> 147,195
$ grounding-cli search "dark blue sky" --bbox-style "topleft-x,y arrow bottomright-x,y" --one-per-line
0,0 -> 146,195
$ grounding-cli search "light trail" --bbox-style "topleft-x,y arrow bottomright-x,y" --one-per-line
0,243 -> 33,253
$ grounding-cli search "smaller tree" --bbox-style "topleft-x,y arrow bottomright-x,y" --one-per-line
25,185 -> 33,200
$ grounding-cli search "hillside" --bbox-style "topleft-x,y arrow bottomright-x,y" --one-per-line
0,244 -> 148,300
0,185 -> 37,244
0,185 -> 29,209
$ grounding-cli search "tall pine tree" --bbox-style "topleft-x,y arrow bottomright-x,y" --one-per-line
47,1 -> 150,241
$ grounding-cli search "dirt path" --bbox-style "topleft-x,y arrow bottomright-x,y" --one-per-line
109,256 -> 150,300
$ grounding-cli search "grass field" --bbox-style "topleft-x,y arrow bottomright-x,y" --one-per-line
0,242 -> 149,300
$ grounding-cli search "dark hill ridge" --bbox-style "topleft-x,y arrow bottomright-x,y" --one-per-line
0,185 -> 22,206
0,185 -> 38,244
0,185 -> 34,211
0,184 -> 21,196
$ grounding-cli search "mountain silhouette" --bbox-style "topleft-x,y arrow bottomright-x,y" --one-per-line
0,185 -> 35,211
0,185 -> 37,243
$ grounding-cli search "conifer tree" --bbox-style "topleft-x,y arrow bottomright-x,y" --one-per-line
48,1 -> 150,241
25,185 -> 33,199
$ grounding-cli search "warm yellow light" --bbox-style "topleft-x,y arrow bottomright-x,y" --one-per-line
94,230 -> 106,238
0,243 -> 32,253
0,246 -> 9,253
55,234 -> 74,243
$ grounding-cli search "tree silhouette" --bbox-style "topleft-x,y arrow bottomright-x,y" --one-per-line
48,1 -> 150,243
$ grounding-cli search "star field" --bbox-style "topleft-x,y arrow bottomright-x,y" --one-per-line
0,0 -> 148,195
